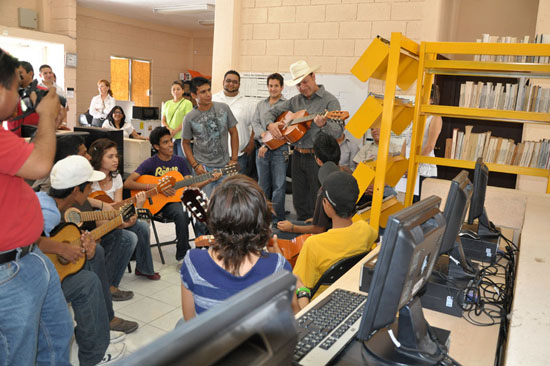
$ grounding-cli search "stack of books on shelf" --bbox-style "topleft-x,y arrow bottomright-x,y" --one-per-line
444,126 -> 550,168
473,33 -> 550,63
458,78 -> 550,112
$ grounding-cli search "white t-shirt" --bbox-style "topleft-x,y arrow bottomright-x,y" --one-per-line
91,174 -> 123,200
102,120 -> 135,138
89,95 -> 116,120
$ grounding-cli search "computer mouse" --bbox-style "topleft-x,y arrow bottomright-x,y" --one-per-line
459,230 -> 480,240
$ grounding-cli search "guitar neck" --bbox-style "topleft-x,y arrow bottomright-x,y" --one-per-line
113,187 -> 159,209
90,216 -> 123,241
80,210 -> 119,223
288,114 -> 318,127
173,171 -> 218,190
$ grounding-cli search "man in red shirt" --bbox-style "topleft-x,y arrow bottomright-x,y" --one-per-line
0,49 -> 73,366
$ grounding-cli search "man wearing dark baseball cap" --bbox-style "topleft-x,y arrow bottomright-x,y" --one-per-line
293,168 -> 378,300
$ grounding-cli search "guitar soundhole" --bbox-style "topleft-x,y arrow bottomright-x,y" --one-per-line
66,211 -> 82,225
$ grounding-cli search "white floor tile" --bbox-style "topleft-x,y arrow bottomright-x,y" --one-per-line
117,296 -> 177,324
122,324 -> 168,354
149,308 -> 183,332
112,291 -> 145,312
149,284 -> 181,307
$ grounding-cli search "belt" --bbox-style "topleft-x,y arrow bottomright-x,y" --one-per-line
0,244 -> 35,265
295,148 -> 314,154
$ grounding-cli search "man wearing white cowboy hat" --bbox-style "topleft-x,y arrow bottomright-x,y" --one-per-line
263,60 -> 342,221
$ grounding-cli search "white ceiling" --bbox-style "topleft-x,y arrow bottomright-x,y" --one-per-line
77,0 -> 216,32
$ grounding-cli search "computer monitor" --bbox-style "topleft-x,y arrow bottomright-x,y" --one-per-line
356,195 -> 448,365
116,271 -> 298,366
74,126 -> 124,176
467,158 -> 500,237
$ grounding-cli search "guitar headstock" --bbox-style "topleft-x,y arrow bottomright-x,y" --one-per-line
325,111 -> 350,121
182,188 -> 209,223
157,176 -> 175,192
120,204 -> 136,222
136,208 -> 152,220
223,163 -> 240,177
194,235 -> 215,248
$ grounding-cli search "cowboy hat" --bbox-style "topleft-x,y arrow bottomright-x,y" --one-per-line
285,60 -> 320,86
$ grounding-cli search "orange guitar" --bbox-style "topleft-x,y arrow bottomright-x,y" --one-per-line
194,234 -> 311,268
262,110 -> 349,150
131,165 -> 238,215
89,176 -> 173,211
46,205 -> 135,282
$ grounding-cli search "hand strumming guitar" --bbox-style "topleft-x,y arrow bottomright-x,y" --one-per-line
313,114 -> 327,128
161,185 -> 177,197
267,122 -> 284,139
134,191 -> 146,209
60,241 -> 85,264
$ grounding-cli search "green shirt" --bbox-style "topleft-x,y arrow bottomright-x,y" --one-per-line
163,98 -> 193,139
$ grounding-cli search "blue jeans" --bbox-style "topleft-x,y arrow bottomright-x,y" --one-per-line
62,255 -> 110,366
202,165 -> 228,198
100,229 -> 136,288
173,138 -> 184,157
0,247 -> 73,366
256,146 -> 288,222
126,220 -> 155,275
161,202 -> 191,261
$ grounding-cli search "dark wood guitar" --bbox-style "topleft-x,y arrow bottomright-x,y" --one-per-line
181,188 -> 209,223
46,205 -> 135,282
194,234 -> 312,268
130,165 -> 238,215
262,110 -> 350,150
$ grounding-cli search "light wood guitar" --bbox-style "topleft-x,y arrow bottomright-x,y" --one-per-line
88,176 -> 173,210
262,110 -> 349,150
194,233 -> 312,268
131,165 -> 238,215
46,205 -> 135,282
64,206 -> 150,227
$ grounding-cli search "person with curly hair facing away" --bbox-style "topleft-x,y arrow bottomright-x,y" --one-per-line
179,175 -> 300,320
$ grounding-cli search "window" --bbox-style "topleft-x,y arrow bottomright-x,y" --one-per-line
110,56 -> 151,107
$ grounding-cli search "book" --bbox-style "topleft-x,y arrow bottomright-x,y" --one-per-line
456,131 -> 464,159
445,138 -> 452,159
461,125 -> 474,159
481,131 -> 492,161
530,142 -> 540,168
450,128 -> 459,160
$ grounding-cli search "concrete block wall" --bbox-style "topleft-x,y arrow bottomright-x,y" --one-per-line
239,0 -> 426,75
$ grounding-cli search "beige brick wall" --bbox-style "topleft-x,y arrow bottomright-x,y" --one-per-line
76,7 -> 213,115
238,0 -> 426,75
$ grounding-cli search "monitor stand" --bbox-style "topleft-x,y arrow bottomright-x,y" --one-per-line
332,297 -> 448,365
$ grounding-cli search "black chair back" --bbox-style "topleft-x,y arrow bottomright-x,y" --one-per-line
310,251 -> 369,297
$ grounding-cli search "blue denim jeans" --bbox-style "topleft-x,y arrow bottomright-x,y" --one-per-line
173,138 -> 184,157
62,257 -> 110,366
256,146 -> 288,222
161,202 -> 191,261
126,220 -> 155,275
100,228 -> 136,288
0,247 -> 73,366
202,165 -> 228,198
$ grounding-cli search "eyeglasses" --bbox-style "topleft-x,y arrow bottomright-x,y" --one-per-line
113,111 -> 123,115
225,79 -> 239,84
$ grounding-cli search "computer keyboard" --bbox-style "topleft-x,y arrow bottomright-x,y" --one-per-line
293,288 -> 367,366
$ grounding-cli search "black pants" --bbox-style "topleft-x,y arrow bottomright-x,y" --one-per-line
291,151 -> 320,221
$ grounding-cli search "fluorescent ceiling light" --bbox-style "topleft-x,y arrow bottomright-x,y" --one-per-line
198,19 -> 214,26
153,4 -> 214,14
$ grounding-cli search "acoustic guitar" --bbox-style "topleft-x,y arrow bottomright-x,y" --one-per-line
181,188 -> 209,223
88,176 -> 173,211
194,233 -> 311,268
46,204 -> 136,282
64,206 -> 150,227
131,165 -> 238,215
262,110 -> 349,150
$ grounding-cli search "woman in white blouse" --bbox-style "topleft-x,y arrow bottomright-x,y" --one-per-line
89,79 -> 116,126
102,106 -> 147,140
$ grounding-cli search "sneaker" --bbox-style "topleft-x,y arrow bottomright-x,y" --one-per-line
110,317 -> 139,334
97,342 -> 126,365
110,286 -> 134,302
135,268 -> 161,280
110,330 -> 126,344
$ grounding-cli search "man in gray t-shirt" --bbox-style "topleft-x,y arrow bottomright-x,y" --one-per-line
182,77 -> 239,197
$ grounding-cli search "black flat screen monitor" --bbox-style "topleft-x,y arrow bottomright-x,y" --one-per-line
74,126 -> 124,176
115,271 -> 298,366
467,158 -> 499,237
356,195 -> 448,365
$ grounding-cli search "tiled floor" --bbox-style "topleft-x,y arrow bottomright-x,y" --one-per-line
69,218 -> 189,365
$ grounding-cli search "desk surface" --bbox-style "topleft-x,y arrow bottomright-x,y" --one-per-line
505,195 -> 550,366
297,244 -> 501,366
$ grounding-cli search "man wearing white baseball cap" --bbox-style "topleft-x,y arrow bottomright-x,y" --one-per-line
263,60 -> 343,221
36,155 -> 138,365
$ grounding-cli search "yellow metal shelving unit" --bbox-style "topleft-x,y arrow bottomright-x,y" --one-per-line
405,41 -> 550,206
349,33 -> 419,231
